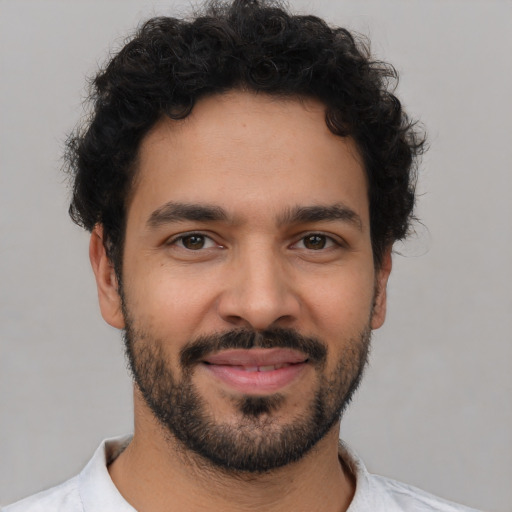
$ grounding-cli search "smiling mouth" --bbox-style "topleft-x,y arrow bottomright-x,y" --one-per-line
207,362 -> 297,372
200,348 -> 309,394
202,347 -> 308,366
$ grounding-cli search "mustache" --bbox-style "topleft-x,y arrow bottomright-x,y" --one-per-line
180,327 -> 327,368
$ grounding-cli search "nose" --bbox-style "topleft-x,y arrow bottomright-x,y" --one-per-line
217,244 -> 301,331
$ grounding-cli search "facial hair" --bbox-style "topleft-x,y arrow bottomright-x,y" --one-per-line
123,319 -> 371,474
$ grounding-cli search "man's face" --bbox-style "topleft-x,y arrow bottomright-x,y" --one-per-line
94,91 -> 390,472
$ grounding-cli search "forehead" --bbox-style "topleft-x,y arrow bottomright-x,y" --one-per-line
130,91 -> 368,227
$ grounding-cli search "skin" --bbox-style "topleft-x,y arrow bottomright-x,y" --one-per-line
89,91 -> 392,512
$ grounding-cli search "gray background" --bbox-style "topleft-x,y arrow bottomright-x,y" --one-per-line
1,1 -> 511,510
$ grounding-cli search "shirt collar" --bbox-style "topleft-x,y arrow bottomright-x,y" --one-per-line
78,436 -> 135,512
77,435 -> 376,511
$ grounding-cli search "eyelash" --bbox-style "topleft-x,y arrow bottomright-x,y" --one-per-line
292,233 -> 340,250
168,232 -> 220,250
167,231 -> 343,251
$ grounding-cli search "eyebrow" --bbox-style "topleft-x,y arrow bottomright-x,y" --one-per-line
278,204 -> 363,230
146,201 -> 362,231
147,202 -> 228,228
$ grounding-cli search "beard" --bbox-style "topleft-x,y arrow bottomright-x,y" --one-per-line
123,314 -> 371,474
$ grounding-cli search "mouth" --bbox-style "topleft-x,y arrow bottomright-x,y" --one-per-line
211,362 -> 296,372
200,348 -> 309,394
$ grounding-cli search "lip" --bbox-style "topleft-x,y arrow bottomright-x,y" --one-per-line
203,348 -> 308,366
201,348 -> 309,394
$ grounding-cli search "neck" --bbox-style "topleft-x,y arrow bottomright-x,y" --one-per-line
109,393 -> 355,512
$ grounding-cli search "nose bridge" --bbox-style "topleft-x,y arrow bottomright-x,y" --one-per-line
219,237 -> 299,330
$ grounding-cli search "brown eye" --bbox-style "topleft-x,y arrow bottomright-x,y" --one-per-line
181,235 -> 207,250
303,235 -> 327,250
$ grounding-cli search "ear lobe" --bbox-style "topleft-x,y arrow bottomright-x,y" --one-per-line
89,225 -> 125,329
370,248 -> 392,330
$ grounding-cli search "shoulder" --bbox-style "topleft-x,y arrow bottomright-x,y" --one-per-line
1,436 -> 133,512
1,476 -> 82,512
339,442 -> 481,512
366,474 -> 481,512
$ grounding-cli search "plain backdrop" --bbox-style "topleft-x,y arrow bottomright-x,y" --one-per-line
1,1 -> 511,510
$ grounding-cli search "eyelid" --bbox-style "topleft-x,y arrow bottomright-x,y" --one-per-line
164,230 -> 346,250
166,231 -> 221,249
292,231 -> 347,249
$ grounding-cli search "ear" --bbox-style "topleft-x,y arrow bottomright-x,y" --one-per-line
89,225 -> 125,329
370,247 -> 392,330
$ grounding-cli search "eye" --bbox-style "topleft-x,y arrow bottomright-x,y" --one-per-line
302,234 -> 329,250
173,233 -> 217,250
294,233 -> 338,250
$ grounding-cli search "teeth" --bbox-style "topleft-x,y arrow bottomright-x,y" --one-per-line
241,363 -> 292,372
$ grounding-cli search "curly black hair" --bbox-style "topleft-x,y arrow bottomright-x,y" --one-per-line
66,0 -> 425,273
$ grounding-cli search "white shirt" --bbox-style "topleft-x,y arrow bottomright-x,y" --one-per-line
2,437 -> 481,512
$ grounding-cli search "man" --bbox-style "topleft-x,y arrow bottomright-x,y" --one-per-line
3,0 -> 480,511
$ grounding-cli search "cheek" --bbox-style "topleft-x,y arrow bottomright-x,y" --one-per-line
123,261 -> 221,341
306,267 -> 375,336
